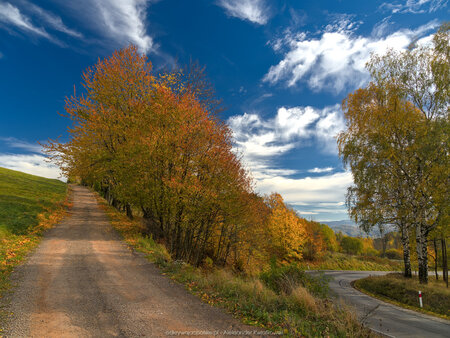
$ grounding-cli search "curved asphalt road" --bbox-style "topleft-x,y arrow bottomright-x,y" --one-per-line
320,270 -> 450,338
0,186 -> 263,337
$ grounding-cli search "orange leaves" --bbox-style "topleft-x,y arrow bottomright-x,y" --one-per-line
43,44 -> 261,268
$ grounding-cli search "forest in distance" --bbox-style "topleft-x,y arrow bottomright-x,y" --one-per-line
45,23 -> 449,285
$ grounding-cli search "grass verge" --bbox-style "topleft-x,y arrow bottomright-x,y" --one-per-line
354,273 -> 450,319
0,168 -> 70,299
96,192 -> 375,337
299,252 -> 402,271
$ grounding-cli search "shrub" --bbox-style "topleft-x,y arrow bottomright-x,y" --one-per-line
385,248 -> 402,260
259,263 -> 330,298
340,236 -> 363,255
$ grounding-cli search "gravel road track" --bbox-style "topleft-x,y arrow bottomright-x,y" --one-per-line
1,186 -> 266,337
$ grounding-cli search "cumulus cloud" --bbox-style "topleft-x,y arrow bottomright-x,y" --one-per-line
259,171 -> 352,204
228,104 -> 343,166
380,0 -> 448,14
264,20 -> 439,93
258,171 -> 353,220
228,105 -> 349,220
217,0 -> 270,25
0,2 -> 52,39
0,153 -> 62,180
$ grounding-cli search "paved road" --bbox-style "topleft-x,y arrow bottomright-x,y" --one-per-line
1,186 -> 262,337
320,270 -> 450,338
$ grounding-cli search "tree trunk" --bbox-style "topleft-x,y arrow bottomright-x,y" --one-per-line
125,203 -> 133,219
442,238 -> 448,288
401,226 -> 412,278
433,238 -> 438,280
416,224 -> 428,284
382,234 -> 388,257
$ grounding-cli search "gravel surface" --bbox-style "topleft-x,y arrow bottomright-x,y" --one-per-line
1,185 -> 268,337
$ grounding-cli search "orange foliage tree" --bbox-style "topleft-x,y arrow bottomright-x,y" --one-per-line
45,45 -> 323,270
45,46 -> 257,267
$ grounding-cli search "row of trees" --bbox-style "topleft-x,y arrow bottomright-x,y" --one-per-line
338,23 -> 449,284
46,46 -> 337,271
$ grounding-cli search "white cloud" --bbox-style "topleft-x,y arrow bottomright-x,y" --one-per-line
0,1 -> 82,44
308,167 -> 334,173
228,104 -> 343,166
92,0 -> 153,53
228,105 -> 349,219
0,153 -> 63,180
0,137 -> 43,153
26,2 -> 82,38
218,0 -> 270,25
0,2 -> 52,39
258,171 -> 353,207
264,20 -> 439,93
298,211 -> 319,215
380,0 -> 447,14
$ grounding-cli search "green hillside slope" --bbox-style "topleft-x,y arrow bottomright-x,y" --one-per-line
0,167 -> 67,235
0,167 -> 68,299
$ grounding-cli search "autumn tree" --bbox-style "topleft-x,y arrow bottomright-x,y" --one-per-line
302,221 -> 326,261
340,236 -> 363,255
339,23 -> 449,283
264,193 -> 306,263
45,46 -> 258,267
319,223 -> 339,252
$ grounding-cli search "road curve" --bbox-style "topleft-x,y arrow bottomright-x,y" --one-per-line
320,270 -> 450,338
0,185 -> 262,337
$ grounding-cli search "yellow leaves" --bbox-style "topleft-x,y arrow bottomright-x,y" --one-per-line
264,193 -> 306,262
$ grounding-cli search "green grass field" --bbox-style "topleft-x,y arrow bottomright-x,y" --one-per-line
0,167 -> 67,236
0,167 -> 68,299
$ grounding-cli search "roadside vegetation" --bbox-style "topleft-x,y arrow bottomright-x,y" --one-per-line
354,273 -> 450,319
300,252 -> 401,271
98,195 -> 374,337
0,167 -> 69,298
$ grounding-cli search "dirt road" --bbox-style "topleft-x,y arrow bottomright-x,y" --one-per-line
321,270 -> 450,338
1,186 -> 262,337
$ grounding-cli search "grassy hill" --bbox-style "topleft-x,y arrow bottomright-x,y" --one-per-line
0,167 -> 67,235
0,167 -> 68,298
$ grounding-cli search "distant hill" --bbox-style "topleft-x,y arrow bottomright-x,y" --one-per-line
321,220 -> 386,238
323,220 -> 357,227
320,220 -> 366,237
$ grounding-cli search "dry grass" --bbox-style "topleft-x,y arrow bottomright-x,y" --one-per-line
291,286 -> 317,313
355,273 -> 450,318
301,252 -> 402,271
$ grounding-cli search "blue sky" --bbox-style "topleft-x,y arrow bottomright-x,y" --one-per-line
0,0 -> 448,221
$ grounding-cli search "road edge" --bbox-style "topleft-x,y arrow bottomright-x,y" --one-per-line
351,279 -> 450,324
